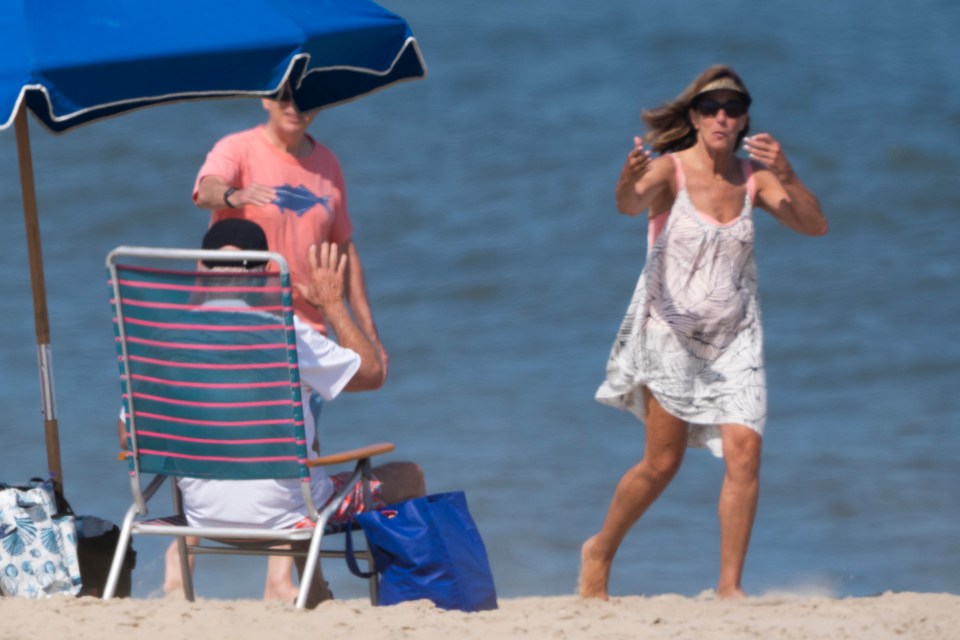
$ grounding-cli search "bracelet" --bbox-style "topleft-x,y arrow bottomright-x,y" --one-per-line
223,187 -> 238,208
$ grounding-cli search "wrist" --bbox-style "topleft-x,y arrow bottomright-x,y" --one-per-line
223,187 -> 238,208
307,294 -> 346,315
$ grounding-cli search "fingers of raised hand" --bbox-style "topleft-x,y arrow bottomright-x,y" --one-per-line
743,136 -> 768,159
314,242 -> 347,280
631,152 -> 651,175
327,242 -> 339,270
628,136 -> 648,156
744,133 -> 780,151
319,241 -> 331,270
627,146 -> 651,174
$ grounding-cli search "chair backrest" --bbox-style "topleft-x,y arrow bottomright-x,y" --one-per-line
107,247 -> 309,486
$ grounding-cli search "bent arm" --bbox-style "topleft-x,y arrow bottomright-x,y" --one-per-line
295,243 -> 384,391
757,170 -> 828,236
322,302 -> 384,391
195,175 -> 276,211
615,144 -> 674,216
341,240 -> 382,352
745,134 -> 828,236
341,241 -> 388,383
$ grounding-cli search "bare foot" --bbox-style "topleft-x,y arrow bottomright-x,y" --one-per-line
717,586 -> 747,599
578,536 -> 610,600
264,555 -> 301,602
263,580 -> 302,603
163,542 -> 188,597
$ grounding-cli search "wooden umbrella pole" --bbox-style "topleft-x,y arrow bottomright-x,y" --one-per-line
14,102 -> 64,494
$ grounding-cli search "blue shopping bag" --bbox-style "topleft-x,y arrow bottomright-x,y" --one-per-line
347,491 -> 498,611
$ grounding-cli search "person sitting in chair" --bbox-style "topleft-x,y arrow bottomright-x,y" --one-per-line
118,219 -> 424,605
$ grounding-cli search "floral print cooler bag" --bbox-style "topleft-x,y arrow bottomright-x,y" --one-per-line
0,480 -> 82,597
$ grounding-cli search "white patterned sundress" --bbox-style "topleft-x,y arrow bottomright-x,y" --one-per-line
595,153 -> 766,457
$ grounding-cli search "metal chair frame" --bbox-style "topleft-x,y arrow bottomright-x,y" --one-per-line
103,247 -> 392,607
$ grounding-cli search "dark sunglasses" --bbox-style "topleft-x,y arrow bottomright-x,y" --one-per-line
695,98 -> 748,118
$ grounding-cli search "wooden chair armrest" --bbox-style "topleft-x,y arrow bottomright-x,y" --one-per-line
305,442 -> 395,467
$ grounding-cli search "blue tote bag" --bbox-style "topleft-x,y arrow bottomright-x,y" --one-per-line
348,491 -> 498,611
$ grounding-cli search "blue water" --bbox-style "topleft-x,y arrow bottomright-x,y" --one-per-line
1,0 -> 958,600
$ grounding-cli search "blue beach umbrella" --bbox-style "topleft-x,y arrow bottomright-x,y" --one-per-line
0,0 -> 426,493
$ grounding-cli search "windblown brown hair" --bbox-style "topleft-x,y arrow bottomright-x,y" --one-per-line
641,65 -> 752,154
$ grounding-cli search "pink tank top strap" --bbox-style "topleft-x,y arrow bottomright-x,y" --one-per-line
648,154 -> 685,248
742,158 -> 756,204
670,153 -> 685,190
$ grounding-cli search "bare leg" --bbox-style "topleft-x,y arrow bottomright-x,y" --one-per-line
716,423 -> 762,598
263,554 -> 300,602
580,388 -> 688,599
163,537 -> 197,596
165,536 -> 299,602
373,461 -> 426,504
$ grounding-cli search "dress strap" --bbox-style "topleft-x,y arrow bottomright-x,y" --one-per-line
669,153 -> 686,190
649,154 -> 685,249
741,158 -> 756,204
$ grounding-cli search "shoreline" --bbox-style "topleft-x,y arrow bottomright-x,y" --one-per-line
1,591 -> 956,640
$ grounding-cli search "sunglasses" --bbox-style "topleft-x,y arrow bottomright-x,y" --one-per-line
694,98 -> 748,118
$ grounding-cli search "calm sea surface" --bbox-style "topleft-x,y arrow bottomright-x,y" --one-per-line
1,1 -> 958,600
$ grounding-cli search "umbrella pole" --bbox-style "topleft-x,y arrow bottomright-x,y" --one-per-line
14,102 -> 64,495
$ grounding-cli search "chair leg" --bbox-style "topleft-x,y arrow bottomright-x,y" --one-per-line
368,554 -> 379,605
178,536 -> 196,602
102,504 -> 138,600
359,459 -> 379,604
294,529 -> 327,609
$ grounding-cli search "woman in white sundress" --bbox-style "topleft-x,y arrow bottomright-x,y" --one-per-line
581,65 -> 828,600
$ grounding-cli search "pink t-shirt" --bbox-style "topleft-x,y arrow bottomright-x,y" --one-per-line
193,125 -> 354,333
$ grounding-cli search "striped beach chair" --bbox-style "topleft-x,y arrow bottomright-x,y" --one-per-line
103,246 -> 392,607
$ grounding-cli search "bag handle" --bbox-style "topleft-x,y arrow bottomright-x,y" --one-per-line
344,522 -> 376,579
1,477 -> 75,517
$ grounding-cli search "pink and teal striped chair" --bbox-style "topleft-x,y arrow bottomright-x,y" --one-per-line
103,246 -> 392,607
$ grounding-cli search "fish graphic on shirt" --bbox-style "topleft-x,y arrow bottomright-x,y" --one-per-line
272,184 -> 332,217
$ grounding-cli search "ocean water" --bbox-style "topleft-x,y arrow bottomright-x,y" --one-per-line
1,0 -> 958,600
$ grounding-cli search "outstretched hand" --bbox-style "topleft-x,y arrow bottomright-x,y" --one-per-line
295,242 -> 347,313
621,136 -> 653,182
229,182 -> 276,208
743,133 -> 794,180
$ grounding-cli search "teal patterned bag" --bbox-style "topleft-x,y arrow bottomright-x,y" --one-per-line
0,480 -> 82,597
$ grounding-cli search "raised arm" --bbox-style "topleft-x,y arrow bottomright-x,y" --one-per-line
294,242 -> 384,391
341,240 -> 388,381
615,137 -> 674,216
744,133 -> 828,236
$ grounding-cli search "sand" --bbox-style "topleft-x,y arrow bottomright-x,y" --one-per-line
0,591 -> 956,640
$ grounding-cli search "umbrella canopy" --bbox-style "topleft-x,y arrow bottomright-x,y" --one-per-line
0,0 -> 425,494
1,0 -> 426,132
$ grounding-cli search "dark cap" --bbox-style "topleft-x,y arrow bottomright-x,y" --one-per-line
201,218 -> 269,268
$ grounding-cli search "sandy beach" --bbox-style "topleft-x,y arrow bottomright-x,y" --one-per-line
0,591 -> 956,640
